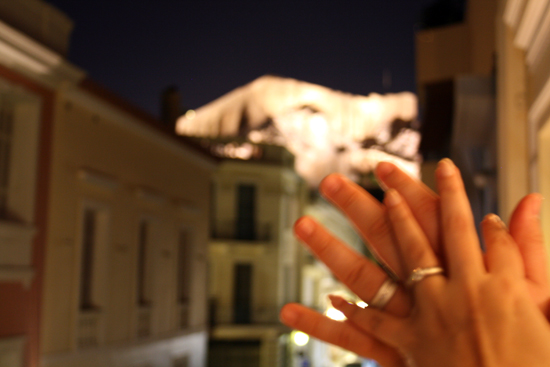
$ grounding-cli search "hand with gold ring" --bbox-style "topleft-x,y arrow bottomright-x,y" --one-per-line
325,159 -> 550,366
280,159 -> 550,367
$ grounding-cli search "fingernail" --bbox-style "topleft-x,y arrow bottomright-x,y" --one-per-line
531,193 -> 544,217
280,305 -> 298,324
384,189 -> 401,207
321,174 -> 342,196
374,171 -> 389,191
328,294 -> 343,307
296,217 -> 315,237
376,161 -> 394,182
328,294 -> 350,308
438,158 -> 455,177
485,213 -> 506,229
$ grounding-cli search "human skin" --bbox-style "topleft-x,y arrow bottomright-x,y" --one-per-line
327,159 -> 550,367
279,161 -> 550,366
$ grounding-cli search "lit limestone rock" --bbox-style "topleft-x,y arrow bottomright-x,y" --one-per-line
176,75 -> 421,187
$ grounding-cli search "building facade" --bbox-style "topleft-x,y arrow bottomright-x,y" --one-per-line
415,0 -> 499,229
0,2 -> 80,366
205,142 -> 306,367
496,0 -> 550,265
416,0 -> 550,264
0,1 -> 215,366
40,79 -> 215,367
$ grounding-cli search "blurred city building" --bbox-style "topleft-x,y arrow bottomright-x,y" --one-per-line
0,2 -> 78,366
41,79 -> 215,367
495,0 -> 550,264
0,1 -> 215,367
416,0 -> 499,230
200,139 -> 307,367
416,0 -> 550,268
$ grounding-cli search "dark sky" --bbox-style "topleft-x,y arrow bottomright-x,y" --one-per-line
47,0 -> 436,117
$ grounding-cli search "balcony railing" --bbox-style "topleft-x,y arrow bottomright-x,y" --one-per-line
77,309 -> 103,348
209,300 -> 281,326
136,306 -> 152,338
210,221 -> 272,242
177,301 -> 190,329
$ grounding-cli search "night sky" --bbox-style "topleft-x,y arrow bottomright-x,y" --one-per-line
46,0 -> 437,117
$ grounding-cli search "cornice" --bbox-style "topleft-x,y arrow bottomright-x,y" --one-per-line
0,20 -> 85,88
526,4 -> 550,67
504,0 -> 527,29
514,0 -> 549,50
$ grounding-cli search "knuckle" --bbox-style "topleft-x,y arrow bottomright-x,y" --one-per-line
526,231 -> 545,247
439,172 -> 463,192
362,312 -> 385,334
341,258 -> 369,287
388,203 -> 410,223
333,324 -> 354,348
415,197 -> 440,222
313,235 -> 336,258
442,212 -> 472,234
404,242 -> 431,266
365,215 -> 392,240
492,275 -> 517,294
338,189 -> 363,212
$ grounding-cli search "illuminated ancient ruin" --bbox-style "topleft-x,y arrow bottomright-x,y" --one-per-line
176,75 -> 420,187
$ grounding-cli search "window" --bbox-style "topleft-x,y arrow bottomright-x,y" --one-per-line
80,208 -> 96,310
233,263 -> 252,324
137,220 -> 152,306
0,96 -> 13,218
0,80 -> 41,286
177,228 -> 192,329
236,184 -> 256,240
177,229 -> 191,303
79,205 -> 109,311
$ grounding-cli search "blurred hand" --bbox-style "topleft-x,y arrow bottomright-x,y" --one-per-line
280,161 -> 549,366
327,159 -> 550,367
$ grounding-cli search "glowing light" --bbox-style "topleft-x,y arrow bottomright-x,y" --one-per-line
308,114 -> 329,145
185,109 -> 196,120
344,352 -> 359,364
248,130 -> 263,143
292,331 -> 310,346
208,142 -> 258,160
356,301 -> 368,309
326,307 -> 346,321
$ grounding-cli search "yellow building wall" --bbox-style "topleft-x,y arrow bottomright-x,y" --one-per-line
208,160 -> 303,326
41,87 -> 213,367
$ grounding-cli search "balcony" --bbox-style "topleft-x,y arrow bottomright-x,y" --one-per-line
210,220 -> 272,243
77,309 -> 103,348
209,300 -> 281,326
177,301 -> 189,330
136,306 -> 152,338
